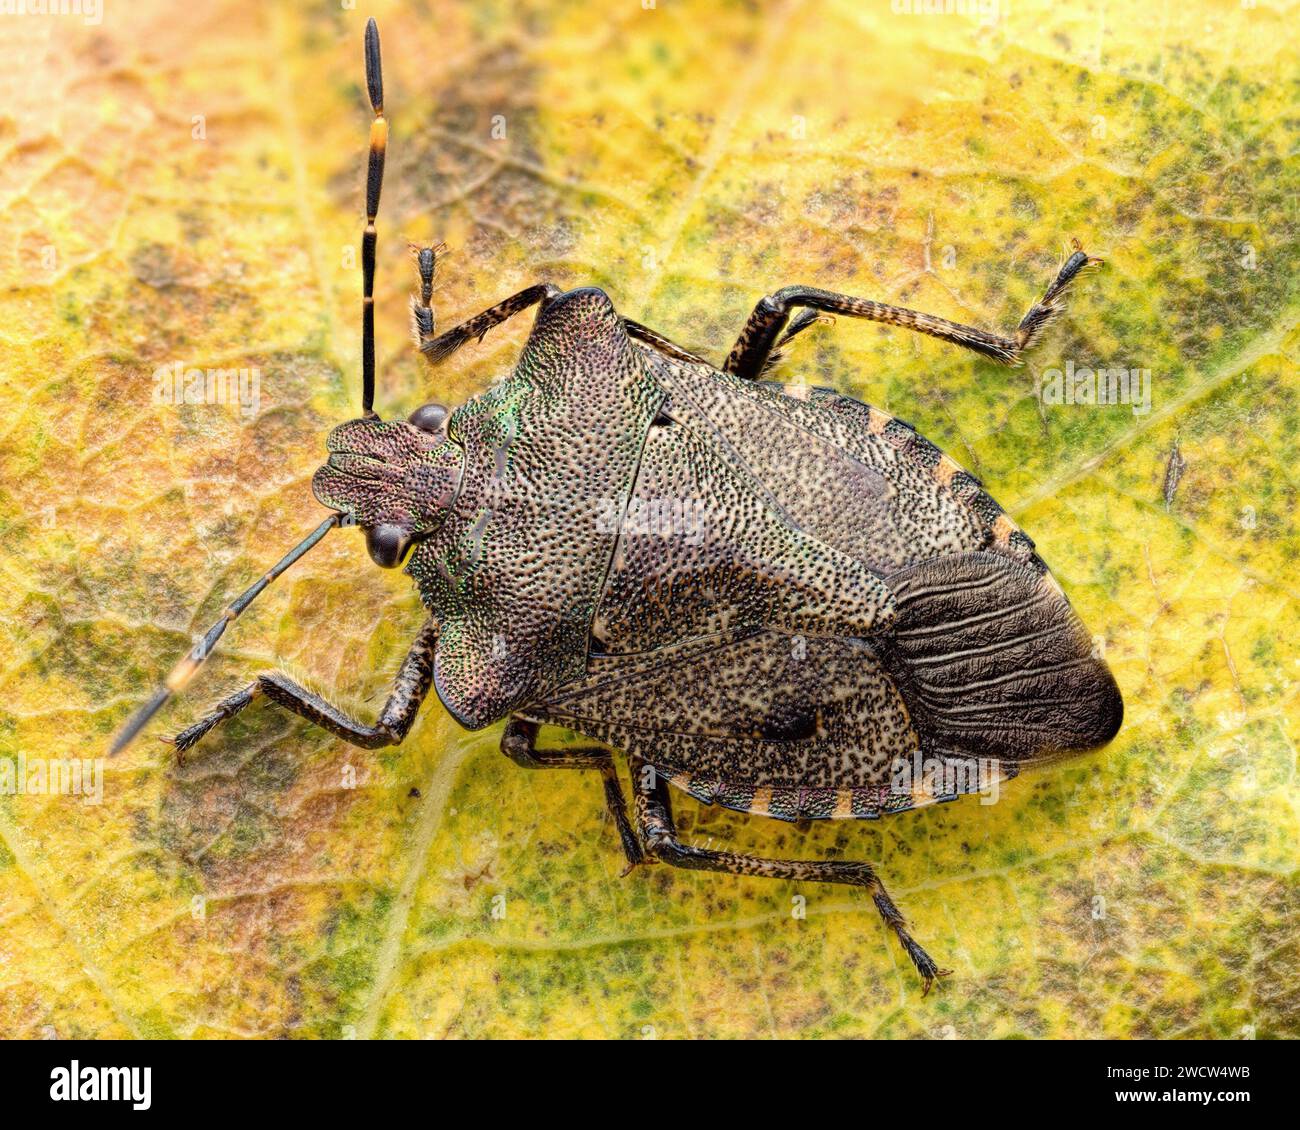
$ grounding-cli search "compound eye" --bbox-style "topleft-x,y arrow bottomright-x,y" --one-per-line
408,402 -> 449,433
365,523 -> 410,569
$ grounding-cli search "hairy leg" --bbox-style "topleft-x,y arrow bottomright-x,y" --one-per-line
631,757 -> 950,992
724,240 -> 1102,379
416,283 -> 562,366
168,620 -> 437,756
502,718 -> 643,872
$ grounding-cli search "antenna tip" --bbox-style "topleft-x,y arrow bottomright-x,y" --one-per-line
109,686 -> 172,757
364,18 -> 383,113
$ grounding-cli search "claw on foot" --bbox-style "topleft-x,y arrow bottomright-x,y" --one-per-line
1069,235 -> 1105,267
921,967 -> 954,997
158,731 -> 187,766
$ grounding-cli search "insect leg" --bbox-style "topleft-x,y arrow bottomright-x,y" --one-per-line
167,620 -> 438,756
621,318 -> 711,366
623,312 -> 821,374
110,515 -> 340,755
408,242 -> 445,355
755,309 -> 827,377
418,284 -> 562,366
723,239 -> 1104,378
630,757 -> 951,993
501,718 -> 644,872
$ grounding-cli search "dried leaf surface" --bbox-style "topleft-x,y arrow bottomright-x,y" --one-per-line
0,0 -> 1296,1038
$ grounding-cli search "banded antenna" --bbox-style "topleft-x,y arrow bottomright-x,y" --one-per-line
361,16 -> 386,415
109,515 -> 340,754
110,23 -> 387,754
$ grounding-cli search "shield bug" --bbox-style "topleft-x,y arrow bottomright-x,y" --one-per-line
112,19 -> 1123,992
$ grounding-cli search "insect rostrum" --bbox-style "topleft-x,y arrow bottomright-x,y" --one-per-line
111,18 -> 1122,993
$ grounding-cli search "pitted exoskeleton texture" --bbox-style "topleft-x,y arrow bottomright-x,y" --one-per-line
312,416 -> 463,535
592,406 -> 896,654
114,18 -> 1125,991
405,288 -> 661,728
529,334 -> 1116,814
641,351 -> 992,575
529,629 -> 920,792
311,285 -> 1118,819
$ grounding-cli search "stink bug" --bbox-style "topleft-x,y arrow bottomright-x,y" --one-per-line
112,19 -> 1123,992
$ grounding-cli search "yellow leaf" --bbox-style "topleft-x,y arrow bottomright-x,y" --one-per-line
0,0 -> 1296,1039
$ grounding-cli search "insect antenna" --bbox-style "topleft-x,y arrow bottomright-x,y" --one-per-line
112,23 -> 387,755
109,515 -> 340,755
361,16 -> 386,416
